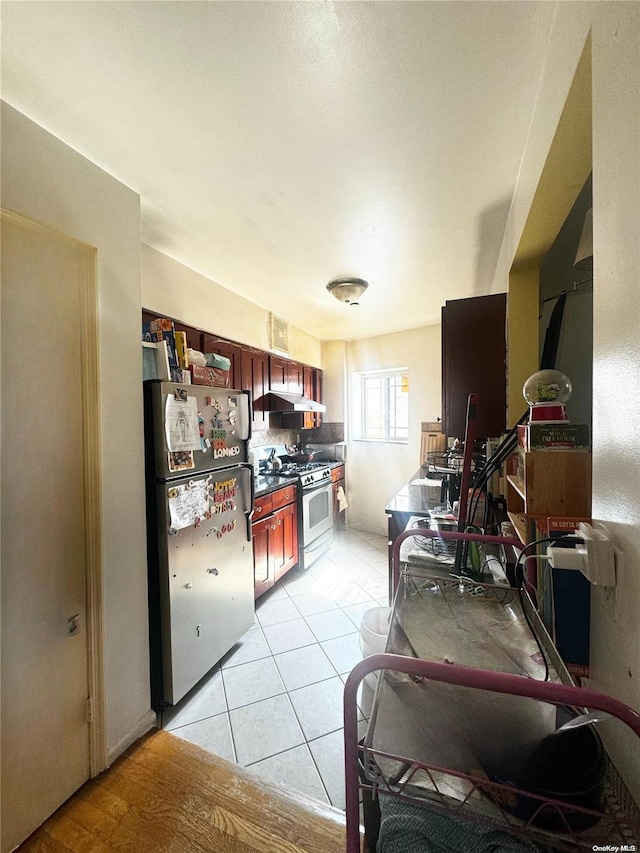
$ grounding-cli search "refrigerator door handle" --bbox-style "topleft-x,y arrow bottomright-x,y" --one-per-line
238,390 -> 252,442
240,462 -> 255,542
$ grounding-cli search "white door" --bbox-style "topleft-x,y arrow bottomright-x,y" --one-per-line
1,212 -> 94,851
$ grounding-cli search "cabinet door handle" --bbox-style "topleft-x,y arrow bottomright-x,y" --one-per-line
255,505 -> 263,513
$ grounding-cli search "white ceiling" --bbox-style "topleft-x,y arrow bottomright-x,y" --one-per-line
1,1 -> 557,341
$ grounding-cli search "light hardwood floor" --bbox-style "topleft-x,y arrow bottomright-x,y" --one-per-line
17,730 -> 353,853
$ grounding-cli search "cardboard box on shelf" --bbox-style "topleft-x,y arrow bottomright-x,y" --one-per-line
189,364 -> 230,387
152,329 -> 177,368
174,331 -> 189,369
538,516 -> 592,535
204,352 -> 231,371
149,317 -> 174,333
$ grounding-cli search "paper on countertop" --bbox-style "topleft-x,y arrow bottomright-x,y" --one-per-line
411,478 -> 442,486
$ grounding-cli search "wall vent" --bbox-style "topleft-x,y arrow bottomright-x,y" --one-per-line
269,313 -> 290,354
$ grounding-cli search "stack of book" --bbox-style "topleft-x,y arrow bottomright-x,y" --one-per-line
142,317 -> 190,382
526,423 -> 590,451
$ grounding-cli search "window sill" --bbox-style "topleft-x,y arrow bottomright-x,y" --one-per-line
353,438 -> 408,445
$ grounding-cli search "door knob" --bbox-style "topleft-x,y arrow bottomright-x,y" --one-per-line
67,613 -> 80,635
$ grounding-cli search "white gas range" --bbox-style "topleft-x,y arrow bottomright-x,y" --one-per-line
257,450 -> 334,570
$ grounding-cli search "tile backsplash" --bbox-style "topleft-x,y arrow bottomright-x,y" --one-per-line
249,427 -> 297,450
305,422 -> 345,443
249,423 -> 345,450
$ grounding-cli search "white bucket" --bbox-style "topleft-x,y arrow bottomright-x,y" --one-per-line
359,607 -> 392,688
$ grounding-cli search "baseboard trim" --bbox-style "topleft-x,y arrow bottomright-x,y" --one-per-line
106,709 -> 157,767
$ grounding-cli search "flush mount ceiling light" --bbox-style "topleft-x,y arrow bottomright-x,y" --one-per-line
326,276 -> 369,306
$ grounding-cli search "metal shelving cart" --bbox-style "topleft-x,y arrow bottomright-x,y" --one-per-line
343,527 -> 640,853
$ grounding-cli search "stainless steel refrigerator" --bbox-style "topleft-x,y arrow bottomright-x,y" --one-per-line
144,380 -> 255,709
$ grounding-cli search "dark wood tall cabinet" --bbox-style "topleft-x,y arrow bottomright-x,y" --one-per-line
240,347 -> 270,431
441,293 -> 507,440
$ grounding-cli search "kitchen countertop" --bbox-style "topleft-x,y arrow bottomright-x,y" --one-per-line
254,473 -> 298,498
254,461 -> 345,498
385,467 -> 444,516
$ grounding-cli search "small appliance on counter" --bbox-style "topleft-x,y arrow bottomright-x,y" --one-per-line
303,441 -> 347,463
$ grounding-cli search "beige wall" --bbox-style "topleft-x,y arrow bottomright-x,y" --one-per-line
346,326 -> 441,534
1,102 -> 152,761
589,1 -> 640,799
494,4 -> 640,798
141,244 -> 322,368
322,340 -> 347,422
507,268 -> 540,427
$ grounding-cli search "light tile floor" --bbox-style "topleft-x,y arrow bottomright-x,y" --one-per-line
161,526 -> 389,809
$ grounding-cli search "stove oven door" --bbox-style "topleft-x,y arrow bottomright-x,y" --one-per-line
301,480 -> 333,567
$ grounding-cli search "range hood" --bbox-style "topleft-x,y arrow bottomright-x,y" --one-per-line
264,391 -> 326,413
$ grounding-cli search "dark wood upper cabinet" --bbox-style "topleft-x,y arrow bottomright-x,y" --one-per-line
303,365 -> 320,429
287,361 -> 304,396
142,311 -> 322,431
269,355 -> 303,395
442,294 -> 507,440
241,347 -> 270,431
269,355 -> 288,392
201,333 -> 242,389
172,322 -> 200,351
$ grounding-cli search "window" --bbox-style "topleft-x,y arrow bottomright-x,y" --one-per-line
356,369 -> 409,442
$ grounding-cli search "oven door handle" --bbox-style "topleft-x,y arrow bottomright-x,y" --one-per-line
302,479 -> 332,495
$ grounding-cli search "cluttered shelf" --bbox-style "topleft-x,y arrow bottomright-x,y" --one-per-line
507,474 -> 526,500
506,509 -> 528,545
343,528 -> 640,853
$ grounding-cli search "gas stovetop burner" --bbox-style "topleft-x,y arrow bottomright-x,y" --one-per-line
262,461 -> 328,475
261,460 -> 332,487
289,462 -> 326,473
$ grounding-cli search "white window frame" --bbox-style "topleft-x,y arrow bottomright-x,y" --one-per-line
353,368 -> 409,444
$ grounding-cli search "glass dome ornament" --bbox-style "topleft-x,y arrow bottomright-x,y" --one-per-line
523,369 -> 572,422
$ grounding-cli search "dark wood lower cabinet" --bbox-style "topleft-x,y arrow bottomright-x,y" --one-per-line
252,516 -> 273,599
273,502 -> 298,583
252,486 -> 299,598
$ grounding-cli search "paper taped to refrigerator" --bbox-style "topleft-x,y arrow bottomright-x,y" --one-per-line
165,394 -> 200,451
168,479 -> 210,530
